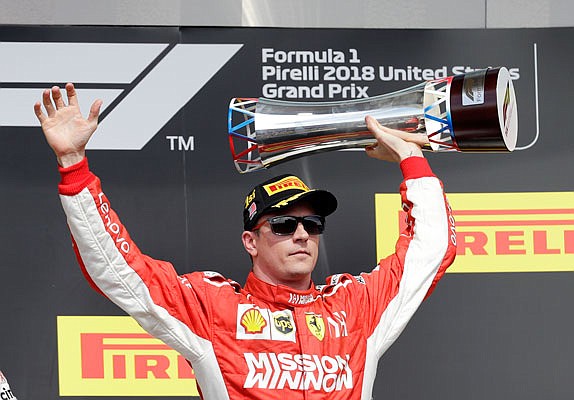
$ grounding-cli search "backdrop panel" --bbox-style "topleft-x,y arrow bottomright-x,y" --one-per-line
0,26 -> 572,399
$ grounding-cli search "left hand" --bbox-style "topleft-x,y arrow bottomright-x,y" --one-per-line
33,83 -> 102,167
364,115 -> 426,162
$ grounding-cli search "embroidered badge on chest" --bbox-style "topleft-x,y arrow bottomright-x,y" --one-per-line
236,304 -> 297,342
273,312 -> 294,335
240,308 -> 267,334
305,313 -> 325,341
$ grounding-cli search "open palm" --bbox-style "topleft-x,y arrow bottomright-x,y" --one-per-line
34,83 -> 102,167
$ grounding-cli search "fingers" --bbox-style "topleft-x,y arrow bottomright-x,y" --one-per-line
364,115 -> 424,162
51,86 -> 66,109
33,102 -> 45,123
36,83 -> 103,124
365,115 -> 429,146
65,83 -> 79,107
365,115 -> 380,139
87,99 -> 103,124
38,83 -> 77,112
364,117 -> 398,162
40,85 -> 66,117
365,115 -> 403,148
42,88 -> 56,117
66,83 -> 103,119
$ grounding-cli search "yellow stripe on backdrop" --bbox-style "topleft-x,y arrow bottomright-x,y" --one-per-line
57,316 -> 198,396
375,192 -> 574,273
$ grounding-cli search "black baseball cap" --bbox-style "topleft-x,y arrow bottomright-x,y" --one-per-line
243,174 -> 338,231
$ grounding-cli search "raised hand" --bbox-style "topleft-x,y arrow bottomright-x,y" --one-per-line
34,83 -> 102,167
364,115 -> 426,162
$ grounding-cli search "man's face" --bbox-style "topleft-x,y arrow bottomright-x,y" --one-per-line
242,202 -> 321,289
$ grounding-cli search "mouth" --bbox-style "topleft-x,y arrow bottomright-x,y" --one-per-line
290,249 -> 310,257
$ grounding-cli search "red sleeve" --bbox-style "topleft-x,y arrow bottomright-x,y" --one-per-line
57,159 -> 219,349
399,156 -> 435,180
329,157 -> 455,357
58,157 -> 97,195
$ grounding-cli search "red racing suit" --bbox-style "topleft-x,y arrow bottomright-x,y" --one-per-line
57,156 -> 456,400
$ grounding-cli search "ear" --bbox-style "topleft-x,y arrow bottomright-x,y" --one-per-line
242,231 -> 258,257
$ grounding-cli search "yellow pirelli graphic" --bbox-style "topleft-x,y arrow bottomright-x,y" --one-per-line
57,316 -> 199,396
375,192 -> 574,273
264,176 -> 309,195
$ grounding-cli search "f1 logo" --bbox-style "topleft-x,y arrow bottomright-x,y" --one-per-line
0,42 -> 243,150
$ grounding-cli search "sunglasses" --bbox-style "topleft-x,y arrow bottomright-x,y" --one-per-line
253,215 -> 326,236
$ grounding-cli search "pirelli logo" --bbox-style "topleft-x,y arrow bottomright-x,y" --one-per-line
264,176 -> 309,195
375,192 -> 574,273
57,316 -> 198,396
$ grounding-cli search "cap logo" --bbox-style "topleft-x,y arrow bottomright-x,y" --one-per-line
264,176 -> 309,196
245,189 -> 256,209
248,201 -> 257,219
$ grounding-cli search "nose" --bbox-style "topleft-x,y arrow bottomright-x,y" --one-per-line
292,221 -> 310,240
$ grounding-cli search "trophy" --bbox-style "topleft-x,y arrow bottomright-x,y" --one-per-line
228,67 -> 518,173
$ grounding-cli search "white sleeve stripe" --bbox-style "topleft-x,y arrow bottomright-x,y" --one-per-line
61,190 -> 220,364
362,176 -> 449,399
61,189 -> 231,399
376,176 -> 448,354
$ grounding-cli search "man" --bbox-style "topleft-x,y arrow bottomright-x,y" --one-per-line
35,83 -> 456,399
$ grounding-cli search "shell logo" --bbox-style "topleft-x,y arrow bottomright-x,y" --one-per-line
240,308 -> 267,334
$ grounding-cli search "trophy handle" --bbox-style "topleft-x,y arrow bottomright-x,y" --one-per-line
228,97 -> 262,174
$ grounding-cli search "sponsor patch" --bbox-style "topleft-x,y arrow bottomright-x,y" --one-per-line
329,274 -> 342,285
462,69 -> 486,106
240,308 -> 267,334
245,189 -> 256,209
273,312 -> 294,335
236,305 -> 296,342
243,352 -> 352,392
288,292 -> 316,305
248,201 -> 257,219
305,313 -> 325,341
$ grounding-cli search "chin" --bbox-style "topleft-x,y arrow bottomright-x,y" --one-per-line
284,265 -> 314,280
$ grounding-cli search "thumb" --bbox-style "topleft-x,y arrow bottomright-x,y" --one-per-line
87,99 -> 103,125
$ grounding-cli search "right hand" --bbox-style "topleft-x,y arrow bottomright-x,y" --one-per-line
364,115 -> 426,162
34,83 -> 102,167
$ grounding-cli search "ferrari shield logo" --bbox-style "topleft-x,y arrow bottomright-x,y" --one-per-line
305,313 -> 325,341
